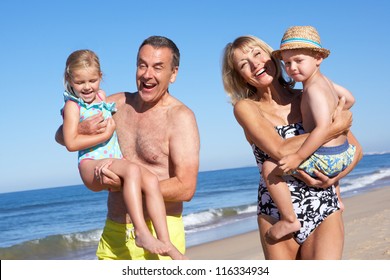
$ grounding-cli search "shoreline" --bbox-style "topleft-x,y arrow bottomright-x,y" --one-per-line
186,186 -> 390,260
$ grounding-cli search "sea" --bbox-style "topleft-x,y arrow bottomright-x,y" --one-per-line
1,152 -> 390,260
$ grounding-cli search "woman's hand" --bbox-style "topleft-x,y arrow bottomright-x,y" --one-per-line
330,97 -> 352,138
295,169 -> 337,189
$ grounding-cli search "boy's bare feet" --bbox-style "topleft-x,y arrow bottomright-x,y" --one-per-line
266,219 -> 301,241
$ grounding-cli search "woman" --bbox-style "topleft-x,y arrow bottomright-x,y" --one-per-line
221,35 -> 362,259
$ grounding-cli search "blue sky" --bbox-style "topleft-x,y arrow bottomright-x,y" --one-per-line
1,0 -> 389,193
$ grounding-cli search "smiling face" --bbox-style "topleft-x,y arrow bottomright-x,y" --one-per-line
232,45 -> 276,89
136,44 -> 178,104
69,67 -> 102,104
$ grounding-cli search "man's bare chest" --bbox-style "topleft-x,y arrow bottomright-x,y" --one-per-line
113,109 -> 169,165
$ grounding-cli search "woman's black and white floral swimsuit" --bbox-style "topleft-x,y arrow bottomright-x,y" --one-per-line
252,122 -> 340,244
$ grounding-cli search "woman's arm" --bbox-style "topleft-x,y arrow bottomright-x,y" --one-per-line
234,97 -> 351,161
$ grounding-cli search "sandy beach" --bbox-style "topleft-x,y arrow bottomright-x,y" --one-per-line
186,186 -> 390,260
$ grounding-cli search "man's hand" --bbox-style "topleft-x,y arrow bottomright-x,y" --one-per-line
55,111 -> 109,146
79,111 -> 108,135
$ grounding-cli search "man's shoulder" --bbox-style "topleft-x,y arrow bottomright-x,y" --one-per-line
107,91 -> 136,104
168,96 -> 195,118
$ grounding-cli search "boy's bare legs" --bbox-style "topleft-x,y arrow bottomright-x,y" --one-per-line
262,160 -> 301,241
139,166 -> 188,260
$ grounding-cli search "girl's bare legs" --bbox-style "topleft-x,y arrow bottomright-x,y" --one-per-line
262,160 -> 301,241
80,159 -> 187,259
79,159 -> 171,256
139,166 -> 188,260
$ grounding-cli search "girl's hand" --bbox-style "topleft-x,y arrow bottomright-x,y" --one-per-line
94,160 -> 122,192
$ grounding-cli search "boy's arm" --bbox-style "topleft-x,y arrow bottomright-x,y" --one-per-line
62,101 -> 115,151
332,82 -> 355,110
279,87 -> 333,172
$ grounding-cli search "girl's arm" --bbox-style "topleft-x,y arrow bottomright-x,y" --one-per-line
62,101 -> 115,151
55,112 -> 108,146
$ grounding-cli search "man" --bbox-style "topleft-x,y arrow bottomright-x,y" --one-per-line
56,36 -> 200,259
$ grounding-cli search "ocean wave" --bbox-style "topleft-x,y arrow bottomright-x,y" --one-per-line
183,204 -> 257,233
341,168 -> 390,193
363,151 -> 390,156
0,229 -> 102,260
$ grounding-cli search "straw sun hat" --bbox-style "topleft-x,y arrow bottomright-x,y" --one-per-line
272,26 -> 330,59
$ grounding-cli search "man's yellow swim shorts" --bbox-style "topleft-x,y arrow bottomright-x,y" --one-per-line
96,215 -> 185,260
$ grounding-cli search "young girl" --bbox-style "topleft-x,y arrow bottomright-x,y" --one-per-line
61,49 -> 186,260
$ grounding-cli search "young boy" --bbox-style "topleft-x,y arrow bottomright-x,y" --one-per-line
262,26 -> 356,241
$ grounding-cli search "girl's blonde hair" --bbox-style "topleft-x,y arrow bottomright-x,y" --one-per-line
221,35 -> 294,105
64,49 -> 102,97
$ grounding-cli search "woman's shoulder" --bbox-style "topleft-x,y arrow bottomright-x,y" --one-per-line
233,99 -> 264,123
234,98 -> 258,111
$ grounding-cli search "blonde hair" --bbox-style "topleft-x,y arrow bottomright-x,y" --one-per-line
222,35 -> 293,105
64,49 -> 102,97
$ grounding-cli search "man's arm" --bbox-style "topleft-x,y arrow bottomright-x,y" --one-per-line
159,105 -> 200,202
55,125 -> 65,146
